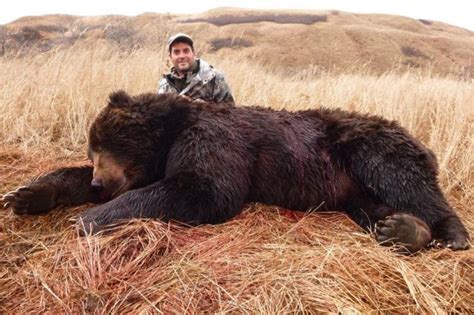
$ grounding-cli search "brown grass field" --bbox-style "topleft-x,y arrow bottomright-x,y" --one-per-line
1,16 -> 473,313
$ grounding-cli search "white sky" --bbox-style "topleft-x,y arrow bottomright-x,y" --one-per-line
1,0 -> 473,31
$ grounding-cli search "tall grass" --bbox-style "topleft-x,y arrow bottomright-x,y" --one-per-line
1,45 -> 472,192
0,44 -> 473,313
0,44 -> 167,152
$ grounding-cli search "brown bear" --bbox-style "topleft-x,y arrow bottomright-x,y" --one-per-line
2,91 -> 470,253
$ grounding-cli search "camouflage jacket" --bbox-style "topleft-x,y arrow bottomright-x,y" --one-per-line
158,59 -> 235,105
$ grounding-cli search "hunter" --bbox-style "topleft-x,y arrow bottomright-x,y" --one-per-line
158,33 -> 235,105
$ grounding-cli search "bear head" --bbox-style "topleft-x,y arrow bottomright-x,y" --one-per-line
87,90 -> 196,200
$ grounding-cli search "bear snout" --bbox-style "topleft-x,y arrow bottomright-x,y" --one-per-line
91,178 -> 104,190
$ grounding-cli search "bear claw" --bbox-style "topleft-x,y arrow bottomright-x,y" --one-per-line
429,238 -> 470,250
77,213 -> 108,236
1,183 -> 58,215
2,187 -> 35,214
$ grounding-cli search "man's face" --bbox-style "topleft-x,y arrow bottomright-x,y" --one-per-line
169,42 -> 197,74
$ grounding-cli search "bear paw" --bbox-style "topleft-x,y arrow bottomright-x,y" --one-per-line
2,183 -> 58,215
375,213 -> 432,253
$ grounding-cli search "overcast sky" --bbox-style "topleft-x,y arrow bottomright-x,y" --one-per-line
1,0 -> 473,31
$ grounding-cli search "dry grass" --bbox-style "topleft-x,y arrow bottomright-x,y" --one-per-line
0,41 -> 473,313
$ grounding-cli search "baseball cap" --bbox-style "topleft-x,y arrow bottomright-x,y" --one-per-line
167,33 -> 194,51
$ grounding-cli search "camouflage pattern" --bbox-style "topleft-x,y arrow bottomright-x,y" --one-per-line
158,59 -> 235,105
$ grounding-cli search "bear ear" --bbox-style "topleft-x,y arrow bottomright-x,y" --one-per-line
108,90 -> 131,108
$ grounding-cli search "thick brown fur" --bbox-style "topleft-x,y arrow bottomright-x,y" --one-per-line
2,91 -> 470,253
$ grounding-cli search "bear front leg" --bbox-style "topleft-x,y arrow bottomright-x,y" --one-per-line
2,166 -> 99,215
78,172 -> 247,235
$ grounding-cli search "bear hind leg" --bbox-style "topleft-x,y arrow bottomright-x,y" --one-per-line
342,139 -> 470,251
344,196 -> 470,252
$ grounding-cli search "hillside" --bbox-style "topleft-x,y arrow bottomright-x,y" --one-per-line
1,7 -> 473,77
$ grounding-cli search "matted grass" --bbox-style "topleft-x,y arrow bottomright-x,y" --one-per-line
0,44 -> 473,313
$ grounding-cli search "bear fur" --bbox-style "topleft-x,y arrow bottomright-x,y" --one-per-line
3,91 -> 470,252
